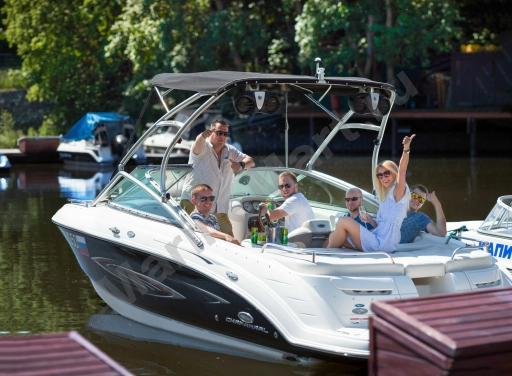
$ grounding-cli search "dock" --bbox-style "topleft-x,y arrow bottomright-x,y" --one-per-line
369,286 -> 512,375
0,331 -> 132,375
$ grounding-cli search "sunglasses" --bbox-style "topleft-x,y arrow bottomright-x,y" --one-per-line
376,170 -> 391,180
214,130 -> 229,137
411,192 -> 426,204
196,195 -> 215,202
345,197 -> 362,202
278,183 -> 293,190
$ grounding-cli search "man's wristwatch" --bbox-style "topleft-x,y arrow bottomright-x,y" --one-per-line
239,161 -> 246,170
403,149 -> 410,154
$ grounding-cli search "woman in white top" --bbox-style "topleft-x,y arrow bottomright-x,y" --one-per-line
326,135 -> 416,252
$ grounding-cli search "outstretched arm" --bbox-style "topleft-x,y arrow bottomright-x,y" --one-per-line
425,191 -> 447,237
191,128 -> 212,155
395,134 -> 416,202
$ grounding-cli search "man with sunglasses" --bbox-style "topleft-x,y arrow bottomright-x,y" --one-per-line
190,184 -> 240,245
261,172 -> 314,233
181,119 -> 254,237
343,188 -> 376,230
400,184 -> 447,243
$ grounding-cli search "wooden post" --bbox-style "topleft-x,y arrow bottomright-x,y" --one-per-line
469,118 -> 477,157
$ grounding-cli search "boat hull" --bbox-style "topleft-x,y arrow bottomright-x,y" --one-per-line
56,226 -> 351,363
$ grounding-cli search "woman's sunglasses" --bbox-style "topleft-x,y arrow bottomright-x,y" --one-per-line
214,130 -> 229,137
376,170 -> 391,179
196,195 -> 215,202
278,183 -> 293,190
411,192 -> 426,204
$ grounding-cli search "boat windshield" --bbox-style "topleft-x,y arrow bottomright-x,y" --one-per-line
231,168 -> 378,213
480,197 -> 512,232
101,166 -> 192,227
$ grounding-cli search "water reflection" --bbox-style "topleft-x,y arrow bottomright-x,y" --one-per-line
58,166 -> 114,200
1,158 -> 511,375
83,307 -> 366,376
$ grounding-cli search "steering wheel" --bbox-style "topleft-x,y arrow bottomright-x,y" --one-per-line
257,201 -> 281,231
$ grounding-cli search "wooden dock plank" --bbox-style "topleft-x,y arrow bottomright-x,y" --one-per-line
0,332 -> 132,376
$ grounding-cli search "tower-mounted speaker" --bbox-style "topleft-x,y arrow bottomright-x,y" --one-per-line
233,92 -> 281,115
348,93 -> 391,117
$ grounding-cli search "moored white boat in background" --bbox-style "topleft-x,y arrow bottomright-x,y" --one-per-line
57,112 -> 147,167
447,195 -> 512,269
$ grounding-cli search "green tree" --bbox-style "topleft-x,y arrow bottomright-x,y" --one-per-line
2,0 -> 130,133
295,0 -> 461,83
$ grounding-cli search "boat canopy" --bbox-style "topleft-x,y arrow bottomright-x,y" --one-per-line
61,112 -> 133,141
152,71 -> 395,96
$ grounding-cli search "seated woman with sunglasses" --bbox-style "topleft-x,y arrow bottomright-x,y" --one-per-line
399,184 -> 447,243
260,172 -> 315,233
325,135 -> 416,252
190,184 -> 240,245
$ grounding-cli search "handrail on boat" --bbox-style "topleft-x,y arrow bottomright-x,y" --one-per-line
260,243 -> 395,264
445,235 -> 490,259
67,199 -> 92,207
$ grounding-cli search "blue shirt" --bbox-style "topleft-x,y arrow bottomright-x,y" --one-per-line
190,209 -> 221,231
400,212 -> 432,243
344,213 -> 375,231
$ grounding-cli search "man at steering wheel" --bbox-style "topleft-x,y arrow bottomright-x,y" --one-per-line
260,172 -> 315,233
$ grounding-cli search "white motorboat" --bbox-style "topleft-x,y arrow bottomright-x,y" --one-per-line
57,112 -> 147,167
448,195 -> 512,269
52,66 -> 512,363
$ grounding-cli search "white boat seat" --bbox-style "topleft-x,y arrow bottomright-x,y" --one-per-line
393,233 -> 493,276
288,219 -> 331,248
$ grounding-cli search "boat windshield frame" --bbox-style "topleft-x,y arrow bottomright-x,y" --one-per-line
478,195 -> 512,238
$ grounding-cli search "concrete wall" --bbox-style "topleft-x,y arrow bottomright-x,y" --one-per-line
0,89 -> 53,131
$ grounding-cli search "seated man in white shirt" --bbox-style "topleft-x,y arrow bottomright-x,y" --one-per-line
260,172 -> 315,232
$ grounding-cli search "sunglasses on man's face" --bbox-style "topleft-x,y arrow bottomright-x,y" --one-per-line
214,130 -> 229,137
411,192 -> 426,204
196,195 -> 215,202
376,170 -> 391,180
345,197 -> 362,202
278,183 -> 293,190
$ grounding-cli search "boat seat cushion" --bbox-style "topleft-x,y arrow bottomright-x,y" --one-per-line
289,219 -> 331,248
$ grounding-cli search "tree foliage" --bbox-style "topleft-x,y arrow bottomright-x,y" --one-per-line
1,0 -> 510,134
2,0 -> 130,133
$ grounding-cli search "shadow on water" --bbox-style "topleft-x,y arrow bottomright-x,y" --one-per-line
1,157 -> 511,374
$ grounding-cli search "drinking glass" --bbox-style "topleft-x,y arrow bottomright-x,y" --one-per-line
359,205 -> 367,229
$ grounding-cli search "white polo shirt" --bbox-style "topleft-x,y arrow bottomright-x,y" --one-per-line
181,140 -> 247,213
279,192 -> 315,232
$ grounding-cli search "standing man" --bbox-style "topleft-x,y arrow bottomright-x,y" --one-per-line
343,188 -> 376,230
260,172 -> 315,233
190,184 -> 240,245
180,119 -> 255,236
400,184 -> 447,243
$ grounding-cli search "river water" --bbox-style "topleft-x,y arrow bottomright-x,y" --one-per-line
1,157 -> 511,375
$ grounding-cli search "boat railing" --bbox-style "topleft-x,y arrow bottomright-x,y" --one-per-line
260,243 -> 395,264
67,199 -> 93,207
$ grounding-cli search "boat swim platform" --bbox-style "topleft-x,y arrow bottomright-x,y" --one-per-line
0,331 -> 132,375
369,286 -> 512,375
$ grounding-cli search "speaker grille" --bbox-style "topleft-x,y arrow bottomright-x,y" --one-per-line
235,96 -> 254,114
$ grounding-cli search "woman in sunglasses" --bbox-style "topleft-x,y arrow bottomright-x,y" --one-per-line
399,184 -> 447,243
326,134 -> 416,252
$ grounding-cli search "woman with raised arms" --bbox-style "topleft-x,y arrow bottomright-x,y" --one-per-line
326,135 -> 416,252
